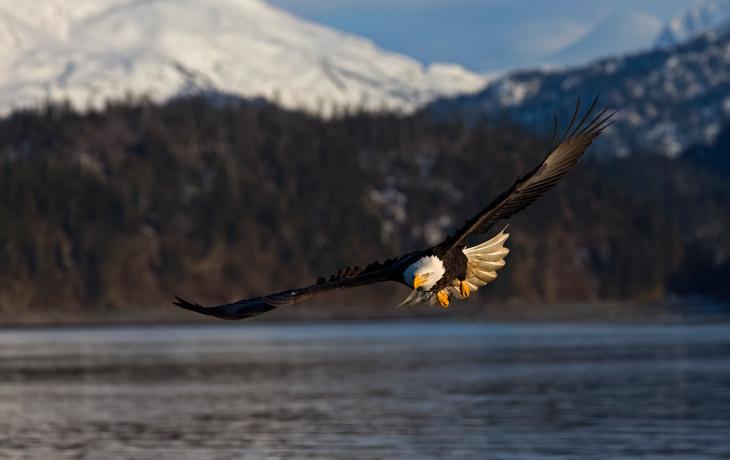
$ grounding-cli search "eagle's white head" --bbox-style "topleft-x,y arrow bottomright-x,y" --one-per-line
403,255 -> 446,291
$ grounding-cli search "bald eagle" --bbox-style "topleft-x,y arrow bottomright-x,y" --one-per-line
174,97 -> 613,320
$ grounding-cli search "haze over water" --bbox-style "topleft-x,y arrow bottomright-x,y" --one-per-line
1,322 -> 729,459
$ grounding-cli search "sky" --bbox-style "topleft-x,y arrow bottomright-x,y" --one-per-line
269,0 -> 700,72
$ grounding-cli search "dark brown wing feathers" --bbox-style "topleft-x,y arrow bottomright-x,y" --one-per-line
173,252 -> 418,320
173,296 -> 277,320
441,96 -> 613,251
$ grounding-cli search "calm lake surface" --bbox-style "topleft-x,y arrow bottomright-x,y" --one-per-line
0,321 -> 729,460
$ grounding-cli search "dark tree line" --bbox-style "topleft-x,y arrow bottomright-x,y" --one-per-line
0,97 -> 727,317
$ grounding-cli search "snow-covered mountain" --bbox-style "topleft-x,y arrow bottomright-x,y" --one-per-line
542,2 -> 730,70
655,0 -> 730,48
0,0 -> 487,115
431,27 -> 730,157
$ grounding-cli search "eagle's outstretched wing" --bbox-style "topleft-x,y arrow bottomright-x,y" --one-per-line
439,96 -> 614,252
173,252 -> 419,320
174,97 -> 612,319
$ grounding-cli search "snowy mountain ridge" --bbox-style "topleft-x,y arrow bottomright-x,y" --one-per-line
0,0 -> 488,115
539,1 -> 730,70
655,0 -> 730,48
431,27 -> 730,157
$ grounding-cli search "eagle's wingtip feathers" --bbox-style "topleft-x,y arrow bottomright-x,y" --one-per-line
172,296 -> 206,312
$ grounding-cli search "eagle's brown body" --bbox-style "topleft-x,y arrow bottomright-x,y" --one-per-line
429,245 -> 468,292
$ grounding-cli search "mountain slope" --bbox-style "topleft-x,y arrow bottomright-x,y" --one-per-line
656,0 -> 730,48
0,0 -> 487,115
431,28 -> 730,157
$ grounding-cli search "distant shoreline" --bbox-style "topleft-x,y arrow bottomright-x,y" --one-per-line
1,300 -> 727,328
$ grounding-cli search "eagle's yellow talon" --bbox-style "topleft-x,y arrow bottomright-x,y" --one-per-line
436,290 -> 450,308
460,280 -> 470,298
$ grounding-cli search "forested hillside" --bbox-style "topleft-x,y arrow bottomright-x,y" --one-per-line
0,98 -> 727,319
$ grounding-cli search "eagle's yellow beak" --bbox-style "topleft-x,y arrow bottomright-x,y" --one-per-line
412,274 -> 426,290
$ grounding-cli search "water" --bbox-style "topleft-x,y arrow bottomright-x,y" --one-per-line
0,322 -> 729,460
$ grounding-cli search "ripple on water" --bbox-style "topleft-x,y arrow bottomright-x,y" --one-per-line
0,322 -> 729,459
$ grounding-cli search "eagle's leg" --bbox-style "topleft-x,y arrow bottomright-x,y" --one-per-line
459,280 -> 471,298
436,290 -> 450,308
